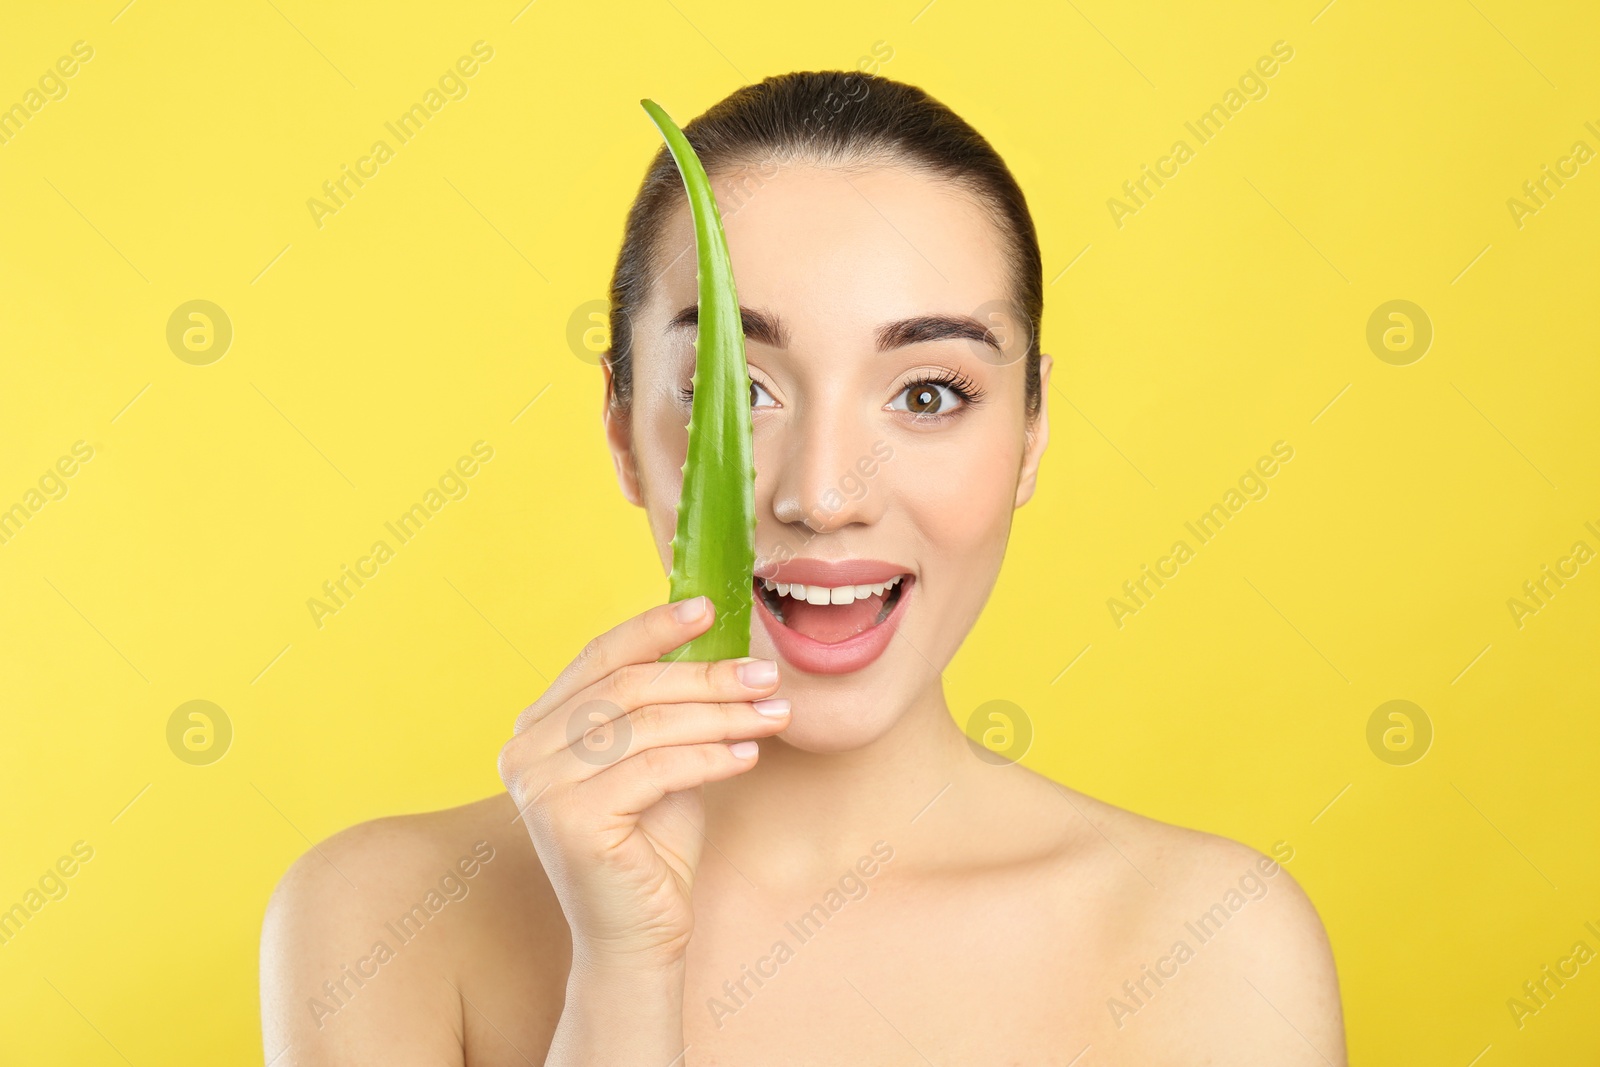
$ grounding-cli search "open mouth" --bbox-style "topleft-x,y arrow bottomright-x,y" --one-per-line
754,574 -> 909,644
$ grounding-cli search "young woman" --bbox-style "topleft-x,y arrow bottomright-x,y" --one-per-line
261,71 -> 1346,1065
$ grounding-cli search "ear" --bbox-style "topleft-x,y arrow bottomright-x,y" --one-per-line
601,358 -> 644,507
1014,352 -> 1052,509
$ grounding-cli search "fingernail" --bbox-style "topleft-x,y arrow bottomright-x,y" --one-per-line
737,659 -> 778,688
753,698 -> 790,717
674,596 -> 708,623
729,740 -> 759,759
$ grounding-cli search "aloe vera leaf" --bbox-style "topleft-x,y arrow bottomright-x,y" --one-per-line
640,99 -> 756,662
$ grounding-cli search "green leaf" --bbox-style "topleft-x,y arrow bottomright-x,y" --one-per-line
640,99 -> 756,662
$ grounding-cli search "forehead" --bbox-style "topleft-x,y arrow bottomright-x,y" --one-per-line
646,162 -> 1012,333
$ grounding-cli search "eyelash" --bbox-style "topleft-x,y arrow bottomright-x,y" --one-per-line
676,370 -> 985,418
892,369 -> 985,420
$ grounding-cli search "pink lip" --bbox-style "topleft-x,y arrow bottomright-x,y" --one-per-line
755,557 -> 910,586
753,567 -> 915,676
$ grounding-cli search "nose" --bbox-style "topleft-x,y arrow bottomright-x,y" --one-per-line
766,397 -> 883,535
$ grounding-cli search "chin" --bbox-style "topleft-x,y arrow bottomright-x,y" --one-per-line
761,676 -> 913,754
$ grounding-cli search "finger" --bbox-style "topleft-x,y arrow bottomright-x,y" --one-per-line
559,699 -> 790,775
595,656 -> 780,721
515,654 -> 780,758
513,597 -> 716,734
575,740 -> 763,817
502,699 -> 783,826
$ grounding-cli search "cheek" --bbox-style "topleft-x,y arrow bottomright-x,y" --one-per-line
887,430 -> 1020,657
900,433 -> 1020,550
637,410 -> 690,567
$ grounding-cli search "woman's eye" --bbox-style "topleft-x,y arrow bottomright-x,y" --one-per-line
679,378 -> 779,408
891,380 -> 964,417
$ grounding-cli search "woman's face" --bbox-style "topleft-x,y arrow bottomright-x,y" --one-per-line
604,160 -> 1051,753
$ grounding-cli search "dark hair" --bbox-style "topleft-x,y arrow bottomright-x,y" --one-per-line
604,70 -> 1043,421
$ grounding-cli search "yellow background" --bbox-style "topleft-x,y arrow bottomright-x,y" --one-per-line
2,0 -> 1596,1063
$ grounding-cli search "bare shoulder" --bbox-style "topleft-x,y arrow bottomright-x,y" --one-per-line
1037,780 -> 1346,1064
260,794 -> 565,1066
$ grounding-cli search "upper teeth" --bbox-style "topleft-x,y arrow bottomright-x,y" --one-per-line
761,575 -> 904,605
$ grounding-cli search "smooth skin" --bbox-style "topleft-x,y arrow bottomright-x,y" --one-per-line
261,161 -> 1346,1065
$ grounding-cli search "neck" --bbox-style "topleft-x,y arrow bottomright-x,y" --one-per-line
701,673 -> 972,888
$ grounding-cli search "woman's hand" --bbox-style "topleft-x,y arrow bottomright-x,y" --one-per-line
497,595 -> 787,974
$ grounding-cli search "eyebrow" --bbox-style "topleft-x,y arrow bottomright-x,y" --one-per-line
665,305 -> 1004,356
